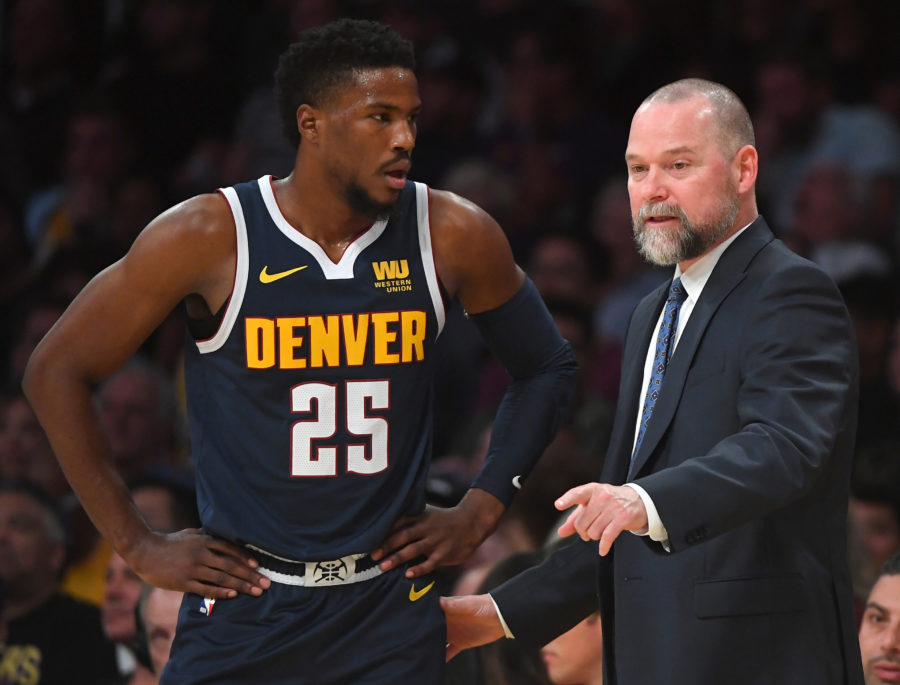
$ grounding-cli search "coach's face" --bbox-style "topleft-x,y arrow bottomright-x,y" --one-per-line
860,573 -> 900,683
625,96 -> 740,269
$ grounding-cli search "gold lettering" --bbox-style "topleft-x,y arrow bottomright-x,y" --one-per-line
343,314 -> 369,366
372,312 -> 400,364
245,318 -> 276,368
277,317 -> 307,369
308,315 -> 340,368
401,310 -> 426,362
372,260 -> 409,280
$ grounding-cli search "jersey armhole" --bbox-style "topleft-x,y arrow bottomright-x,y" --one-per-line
194,187 -> 249,353
415,182 -> 446,337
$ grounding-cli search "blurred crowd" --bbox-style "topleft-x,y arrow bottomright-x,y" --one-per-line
1,0 -> 900,683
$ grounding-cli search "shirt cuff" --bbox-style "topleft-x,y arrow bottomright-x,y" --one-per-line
624,482 -> 670,551
489,593 -> 515,638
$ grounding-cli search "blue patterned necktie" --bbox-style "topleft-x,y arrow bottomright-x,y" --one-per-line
629,277 -> 688,477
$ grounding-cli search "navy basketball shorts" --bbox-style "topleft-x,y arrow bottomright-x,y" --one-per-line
159,563 -> 446,684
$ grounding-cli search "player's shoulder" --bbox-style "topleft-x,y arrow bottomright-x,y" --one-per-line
425,187 -> 500,242
149,191 -> 233,243
122,191 -> 236,287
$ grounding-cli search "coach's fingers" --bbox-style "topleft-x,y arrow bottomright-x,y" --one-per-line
555,482 -> 600,510
556,506 -> 581,538
598,510 -> 631,556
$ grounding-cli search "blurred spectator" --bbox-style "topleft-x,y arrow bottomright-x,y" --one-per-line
0,478 -> 118,684
527,231 -> 603,311
97,357 -> 188,483
103,552 -> 155,685
137,585 -> 183,682
753,52 -> 900,241
859,551 -> 900,685
0,387 -> 68,500
540,609 -> 604,685
23,98 -> 136,268
838,275 -> 900,451
850,442 -> 900,612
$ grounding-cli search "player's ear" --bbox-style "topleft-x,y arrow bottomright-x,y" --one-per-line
297,104 -> 320,142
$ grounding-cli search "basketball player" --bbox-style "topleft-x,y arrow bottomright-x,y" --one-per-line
23,19 -> 577,683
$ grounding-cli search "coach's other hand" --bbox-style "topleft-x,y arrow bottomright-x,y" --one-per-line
441,594 -> 506,661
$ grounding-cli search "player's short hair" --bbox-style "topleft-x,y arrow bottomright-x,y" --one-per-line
643,78 -> 755,157
275,18 -> 416,148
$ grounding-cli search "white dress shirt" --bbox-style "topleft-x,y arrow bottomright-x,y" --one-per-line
626,223 -> 751,547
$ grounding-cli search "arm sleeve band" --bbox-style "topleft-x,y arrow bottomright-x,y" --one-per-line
468,277 -> 578,505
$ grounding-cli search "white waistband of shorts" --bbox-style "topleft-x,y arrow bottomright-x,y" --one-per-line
245,544 -> 384,587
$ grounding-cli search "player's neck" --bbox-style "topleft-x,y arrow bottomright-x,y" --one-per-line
272,172 -> 376,255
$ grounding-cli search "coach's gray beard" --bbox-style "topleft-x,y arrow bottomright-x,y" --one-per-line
633,199 -> 738,266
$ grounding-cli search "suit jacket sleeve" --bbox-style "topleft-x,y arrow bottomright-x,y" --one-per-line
489,538 -> 600,647
635,253 -> 858,552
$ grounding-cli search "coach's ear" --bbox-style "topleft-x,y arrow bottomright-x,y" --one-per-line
734,144 -> 758,195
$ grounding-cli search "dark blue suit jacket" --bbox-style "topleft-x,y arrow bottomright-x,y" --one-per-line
492,218 -> 864,684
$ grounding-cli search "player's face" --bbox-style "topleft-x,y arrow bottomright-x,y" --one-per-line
625,96 -> 739,267
319,67 -> 421,218
860,574 -> 900,684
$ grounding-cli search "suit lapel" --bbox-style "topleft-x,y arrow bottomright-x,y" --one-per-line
624,218 -> 776,479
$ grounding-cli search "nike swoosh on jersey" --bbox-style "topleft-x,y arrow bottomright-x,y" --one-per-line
512,475 -> 523,490
259,265 -> 308,283
409,580 -> 436,602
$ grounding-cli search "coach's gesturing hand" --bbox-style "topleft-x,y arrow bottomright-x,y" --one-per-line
555,482 -> 649,556
127,528 -> 271,598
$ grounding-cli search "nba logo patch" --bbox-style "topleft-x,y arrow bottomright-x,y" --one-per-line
199,598 -> 216,616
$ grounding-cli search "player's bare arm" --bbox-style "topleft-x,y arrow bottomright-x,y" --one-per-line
23,194 -> 271,599
374,189 -> 578,578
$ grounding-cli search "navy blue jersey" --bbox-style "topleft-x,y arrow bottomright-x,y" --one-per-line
183,176 -> 446,560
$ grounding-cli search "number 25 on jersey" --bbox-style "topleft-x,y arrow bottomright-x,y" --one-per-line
291,380 -> 388,477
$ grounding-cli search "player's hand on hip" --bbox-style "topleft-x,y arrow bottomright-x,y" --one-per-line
440,594 -> 505,661
555,482 -> 648,556
126,529 -> 271,599
371,489 -> 505,578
